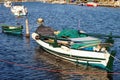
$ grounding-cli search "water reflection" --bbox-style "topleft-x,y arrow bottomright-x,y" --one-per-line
25,37 -> 30,47
34,46 -> 112,80
107,73 -> 113,80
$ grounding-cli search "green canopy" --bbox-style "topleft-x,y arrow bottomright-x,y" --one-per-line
57,29 -> 87,38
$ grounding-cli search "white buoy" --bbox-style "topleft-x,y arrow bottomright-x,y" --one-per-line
25,18 -> 30,38
37,18 -> 44,25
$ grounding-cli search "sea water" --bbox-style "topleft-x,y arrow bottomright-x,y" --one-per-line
0,2 -> 120,80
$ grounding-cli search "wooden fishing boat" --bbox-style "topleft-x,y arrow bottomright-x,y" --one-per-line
2,25 -> 23,35
32,25 -> 116,72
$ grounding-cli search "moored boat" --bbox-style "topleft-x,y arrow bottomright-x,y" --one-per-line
86,2 -> 98,7
32,18 -> 116,72
1,25 -> 23,35
4,1 -> 12,8
11,4 -> 28,17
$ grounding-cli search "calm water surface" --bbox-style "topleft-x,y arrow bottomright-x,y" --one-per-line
0,2 -> 120,80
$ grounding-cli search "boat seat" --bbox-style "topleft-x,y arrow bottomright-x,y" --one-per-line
69,37 -> 100,42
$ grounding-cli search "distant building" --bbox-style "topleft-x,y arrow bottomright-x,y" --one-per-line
9,0 -> 31,2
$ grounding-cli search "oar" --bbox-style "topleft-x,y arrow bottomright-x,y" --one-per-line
82,32 -> 120,38
78,43 -> 112,50
78,43 -> 98,49
41,35 -> 71,41
40,35 -> 100,46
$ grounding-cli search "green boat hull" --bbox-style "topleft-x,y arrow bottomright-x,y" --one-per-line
2,25 -> 23,35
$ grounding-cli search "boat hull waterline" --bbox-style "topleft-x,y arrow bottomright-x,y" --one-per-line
32,33 -> 116,72
2,25 -> 23,35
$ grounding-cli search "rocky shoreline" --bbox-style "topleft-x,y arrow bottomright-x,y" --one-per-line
0,0 -> 120,7
37,0 -> 120,7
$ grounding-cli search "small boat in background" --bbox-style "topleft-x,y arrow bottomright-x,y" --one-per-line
4,1 -> 12,8
1,25 -> 23,35
86,2 -> 98,7
78,3 -> 85,6
11,4 -> 28,17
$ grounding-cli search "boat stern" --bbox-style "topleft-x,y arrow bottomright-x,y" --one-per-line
106,50 -> 116,72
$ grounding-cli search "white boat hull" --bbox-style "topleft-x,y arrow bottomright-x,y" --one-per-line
4,1 -> 12,8
32,33 -> 116,72
11,5 -> 28,16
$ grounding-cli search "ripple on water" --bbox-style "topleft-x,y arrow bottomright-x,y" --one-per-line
0,2 -> 120,80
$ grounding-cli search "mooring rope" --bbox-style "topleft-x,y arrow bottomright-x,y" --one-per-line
0,58 -> 120,75
110,54 -> 120,63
